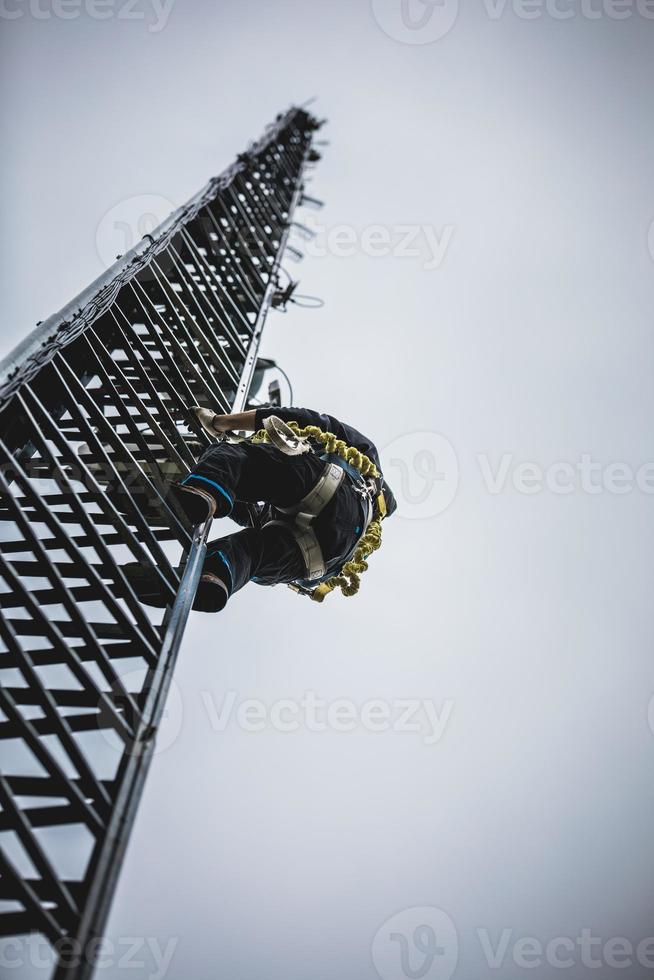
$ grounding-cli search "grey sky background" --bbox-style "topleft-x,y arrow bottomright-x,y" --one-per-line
2,1 -> 654,978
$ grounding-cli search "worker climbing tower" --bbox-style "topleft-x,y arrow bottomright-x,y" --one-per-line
0,107 -> 322,979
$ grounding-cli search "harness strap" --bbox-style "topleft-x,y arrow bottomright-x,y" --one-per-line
272,460 -> 375,585
276,462 -> 345,530
262,415 -> 311,455
267,520 -> 327,581
321,452 -> 367,485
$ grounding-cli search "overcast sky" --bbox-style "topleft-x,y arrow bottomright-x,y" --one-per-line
2,2 -> 654,979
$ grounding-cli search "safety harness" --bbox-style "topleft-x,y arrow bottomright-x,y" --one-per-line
194,410 -> 387,602
271,461 -> 346,580
250,416 -> 386,602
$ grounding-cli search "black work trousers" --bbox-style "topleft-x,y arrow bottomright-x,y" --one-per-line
184,441 -> 364,597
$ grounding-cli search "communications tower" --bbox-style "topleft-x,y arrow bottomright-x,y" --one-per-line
0,107 -> 322,980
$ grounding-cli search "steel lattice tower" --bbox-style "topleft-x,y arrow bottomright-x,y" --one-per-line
0,106 -> 322,979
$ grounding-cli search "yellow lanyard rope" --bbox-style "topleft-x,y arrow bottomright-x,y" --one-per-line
251,421 -> 385,602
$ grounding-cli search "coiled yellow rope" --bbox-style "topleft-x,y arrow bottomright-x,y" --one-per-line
252,421 -> 384,602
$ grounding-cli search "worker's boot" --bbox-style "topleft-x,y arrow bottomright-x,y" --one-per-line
167,481 -> 219,528
193,572 -> 230,612
119,563 -> 175,608
192,549 -> 233,612
118,559 -> 230,613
